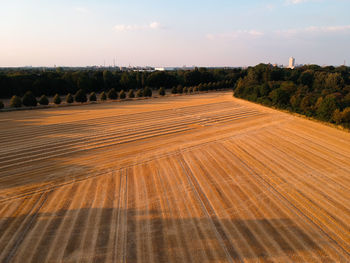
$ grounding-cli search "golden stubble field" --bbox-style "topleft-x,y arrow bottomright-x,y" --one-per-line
0,92 -> 349,262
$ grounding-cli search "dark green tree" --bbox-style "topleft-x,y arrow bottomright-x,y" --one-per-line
107,88 -> 118,100
89,92 -> 97,102
171,86 -> 177,94
66,93 -> 74,103
177,85 -> 183,94
332,109 -> 343,124
100,91 -> 107,101
53,94 -> 62,105
10,96 -> 22,108
119,90 -> 126,99
269,88 -> 289,107
143,87 -> 152,97
136,89 -> 143,97
159,87 -> 165,96
342,107 -> 350,122
316,96 -> 338,121
22,91 -> 37,107
75,89 -> 87,103
128,89 -> 135,98
38,95 -> 49,105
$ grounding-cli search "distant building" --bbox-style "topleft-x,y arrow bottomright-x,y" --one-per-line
155,67 -> 177,71
288,57 -> 295,69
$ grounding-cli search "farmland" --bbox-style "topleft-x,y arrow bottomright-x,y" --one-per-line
0,91 -> 349,262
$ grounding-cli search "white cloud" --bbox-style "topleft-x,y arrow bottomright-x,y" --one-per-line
276,24 -> 350,37
285,0 -> 321,4
75,7 -> 89,14
114,22 -> 162,32
149,22 -> 160,29
306,25 -> 350,32
206,30 -> 264,40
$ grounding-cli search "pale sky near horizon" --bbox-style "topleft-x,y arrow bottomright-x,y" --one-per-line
1,0 -> 350,67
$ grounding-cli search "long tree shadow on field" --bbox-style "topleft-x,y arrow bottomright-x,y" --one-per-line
0,207 -> 343,263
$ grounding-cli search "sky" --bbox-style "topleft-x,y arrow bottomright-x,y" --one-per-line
1,0 -> 350,67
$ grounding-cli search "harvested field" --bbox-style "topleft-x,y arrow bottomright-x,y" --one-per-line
0,91 -> 349,262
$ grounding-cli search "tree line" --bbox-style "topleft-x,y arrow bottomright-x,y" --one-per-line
0,67 -> 242,98
234,64 -> 350,128
1,79 -> 234,109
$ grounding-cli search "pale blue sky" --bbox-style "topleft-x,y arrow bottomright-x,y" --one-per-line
1,0 -> 350,67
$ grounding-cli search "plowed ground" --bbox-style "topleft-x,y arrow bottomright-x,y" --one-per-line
0,92 -> 349,262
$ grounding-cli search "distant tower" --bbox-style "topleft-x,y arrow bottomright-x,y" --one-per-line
288,57 -> 295,69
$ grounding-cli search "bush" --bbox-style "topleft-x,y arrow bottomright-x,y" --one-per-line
144,87 -> 152,97
136,89 -> 143,97
119,90 -> 126,99
177,85 -> 183,94
10,96 -> 22,108
38,95 -> 49,105
22,91 -> 37,107
53,94 -> 61,105
193,86 -> 198,93
171,86 -> 177,94
66,93 -> 74,103
0,101 -> 4,109
89,92 -> 97,102
100,91 -> 107,101
342,107 -> 350,123
128,89 -> 135,98
316,96 -> 337,121
188,87 -> 193,93
183,87 -> 188,94
107,88 -> 118,100
159,87 -> 165,96
269,88 -> 289,107
332,109 -> 343,124
75,89 -> 87,103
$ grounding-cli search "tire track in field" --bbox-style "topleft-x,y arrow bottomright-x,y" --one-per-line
183,149 -> 297,262
221,141 -> 338,261
92,173 -> 116,262
73,176 -> 108,263
229,140 -> 350,261
181,150 -> 265,261
206,143 -> 319,262
2,191 -> 51,263
177,154 -> 239,263
153,165 -> 190,262
167,156 -> 213,262
0,195 -> 42,258
243,135 -> 350,250
195,147 -> 298,261
156,158 -> 196,262
254,131 -> 350,215
42,182 -> 86,262
24,183 -> 84,263
11,188 -> 62,262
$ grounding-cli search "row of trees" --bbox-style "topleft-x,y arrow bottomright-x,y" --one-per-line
171,80 -> 233,94
234,64 -> 350,127
0,68 -> 243,98
4,88 -> 154,108
2,82 -> 231,109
